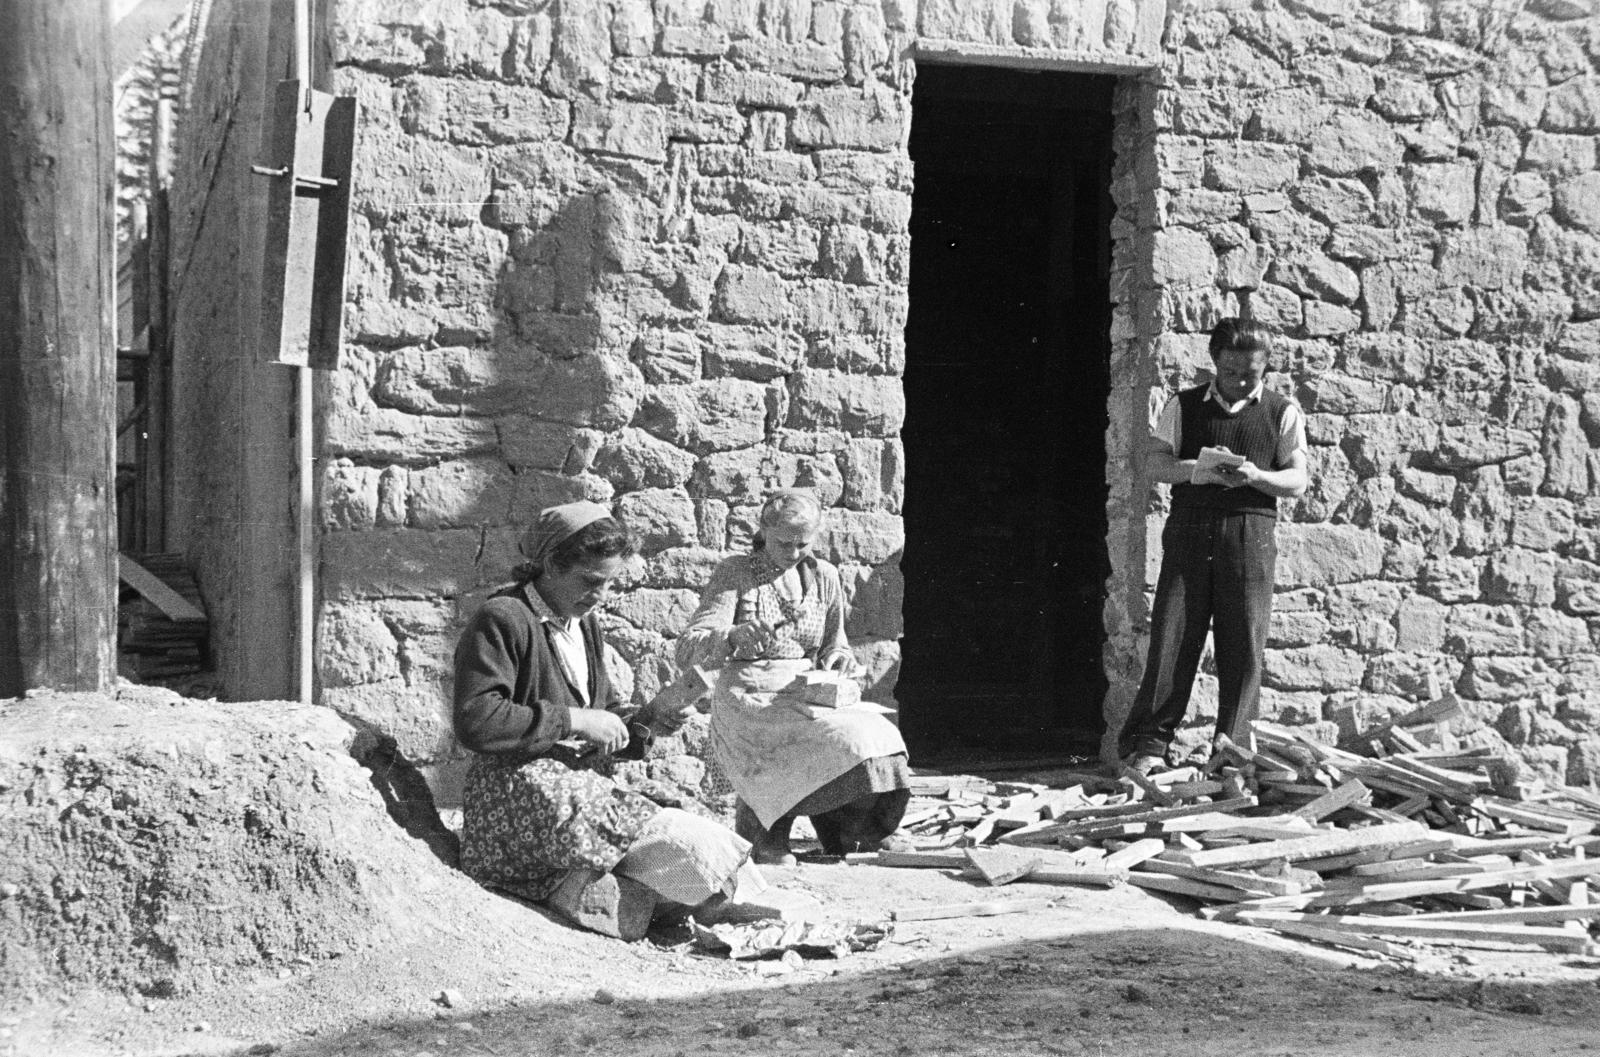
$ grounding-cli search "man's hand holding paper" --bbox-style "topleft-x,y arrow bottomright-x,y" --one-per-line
1191,445 -> 1246,487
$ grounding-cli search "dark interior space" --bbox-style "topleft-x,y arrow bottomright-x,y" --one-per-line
899,64 -> 1115,764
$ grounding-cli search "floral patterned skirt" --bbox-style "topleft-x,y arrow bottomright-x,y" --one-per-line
459,756 -> 659,903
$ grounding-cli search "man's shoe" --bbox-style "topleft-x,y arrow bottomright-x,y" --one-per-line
1126,753 -> 1167,777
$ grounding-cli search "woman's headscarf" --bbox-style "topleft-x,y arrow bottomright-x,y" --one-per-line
519,501 -> 613,573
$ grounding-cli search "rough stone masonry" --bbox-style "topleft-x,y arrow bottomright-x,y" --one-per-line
164,0 -> 1600,800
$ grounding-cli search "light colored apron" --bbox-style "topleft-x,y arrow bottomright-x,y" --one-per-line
709,658 -> 907,829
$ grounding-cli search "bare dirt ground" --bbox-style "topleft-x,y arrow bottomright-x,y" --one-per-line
9,839 -> 1600,1057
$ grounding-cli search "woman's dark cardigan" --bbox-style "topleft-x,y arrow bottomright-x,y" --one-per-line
452,583 -> 645,765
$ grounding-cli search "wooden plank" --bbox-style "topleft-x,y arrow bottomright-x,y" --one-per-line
964,846 -> 1043,886
1298,837 -> 1457,875
1024,865 -> 1129,888
1233,911 -> 1596,954
1405,905 -> 1600,925
1476,799 -> 1596,836
1137,859 -> 1311,897
1125,872 -> 1243,903
1251,919 -> 1413,958
1167,822 -> 1429,870
891,898 -> 1054,922
1291,780 -> 1371,823
1305,856 -> 1600,908
1102,838 -> 1167,870
1002,796 -> 1259,845
1119,765 -> 1176,806
117,554 -> 205,622
874,850 -> 968,869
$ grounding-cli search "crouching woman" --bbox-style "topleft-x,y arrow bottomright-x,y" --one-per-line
452,502 -> 750,938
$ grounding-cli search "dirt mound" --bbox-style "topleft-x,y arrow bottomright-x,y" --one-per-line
0,686 -> 570,1000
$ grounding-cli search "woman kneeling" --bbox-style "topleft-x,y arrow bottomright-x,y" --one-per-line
677,490 -> 911,866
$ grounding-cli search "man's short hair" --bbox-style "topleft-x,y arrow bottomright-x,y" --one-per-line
1209,318 -> 1273,360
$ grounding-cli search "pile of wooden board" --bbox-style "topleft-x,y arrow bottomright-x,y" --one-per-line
118,553 -> 209,677
869,704 -> 1600,957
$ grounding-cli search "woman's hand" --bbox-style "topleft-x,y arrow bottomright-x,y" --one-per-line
727,620 -> 775,658
568,709 -> 630,755
645,699 -> 698,735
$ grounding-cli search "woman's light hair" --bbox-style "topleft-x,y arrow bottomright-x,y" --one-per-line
759,490 -> 823,530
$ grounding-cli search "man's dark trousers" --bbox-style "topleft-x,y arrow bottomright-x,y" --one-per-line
1119,506 -> 1278,759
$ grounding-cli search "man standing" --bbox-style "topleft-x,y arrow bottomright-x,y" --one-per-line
1118,319 -> 1309,774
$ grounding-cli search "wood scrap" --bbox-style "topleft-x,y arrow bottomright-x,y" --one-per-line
891,898 -> 1054,922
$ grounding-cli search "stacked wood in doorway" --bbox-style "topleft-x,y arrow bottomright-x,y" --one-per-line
118,553 -> 208,677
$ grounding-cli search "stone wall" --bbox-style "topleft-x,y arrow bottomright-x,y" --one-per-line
318,0 -> 1172,794
1106,0 -> 1600,783
162,0 -> 1600,795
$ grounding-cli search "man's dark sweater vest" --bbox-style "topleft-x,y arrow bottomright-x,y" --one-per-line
1170,384 -> 1289,516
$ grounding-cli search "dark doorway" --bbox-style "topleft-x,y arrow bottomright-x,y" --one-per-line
899,64 -> 1115,764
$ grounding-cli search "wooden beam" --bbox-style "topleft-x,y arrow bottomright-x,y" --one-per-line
117,554 -> 205,622
0,0 -> 117,695
1165,822 -> 1429,870
1234,911 -> 1596,954
891,898 -> 1054,922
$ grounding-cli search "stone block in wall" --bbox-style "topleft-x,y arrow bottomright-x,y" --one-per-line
1416,424 -> 1540,473
701,64 -> 806,109
918,0 -> 1011,43
632,328 -> 701,385
1306,110 -> 1403,177
852,638 -> 900,705
1445,603 -> 1525,655
615,489 -> 699,554
1264,645 -> 1364,693
1416,554 -> 1479,604
1241,283 -> 1301,332
637,379 -> 769,453
728,38 -> 846,83
611,58 -> 700,103
323,528 -> 488,602
407,457 -> 516,530
608,587 -> 701,636
1462,655 -> 1557,703
1249,87 -> 1330,143
318,603 -> 402,689
702,323 -> 807,382
841,562 -> 904,640
1302,302 -> 1360,337
1543,76 -> 1600,134
692,447 -> 800,505
572,100 -> 667,162
1147,229 -> 1215,288
1483,548 -> 1558,606
323,677 -> 455,765
1179,36 -> 1289,90
669,102 -> 745,143
354,130 -> 493,226
325,461 -> 380,531
643,546 -> 723,590
377,468 -> 408,528
1529,220 -> 1600,319
822,510 -> 904,566
1394,592 -> 1447,652
842,3 -> 889,82
546,0 -> 611,98
840,437 -> 904,512
713,264 -> 790,325
1406,162 -> 1476,225
1275,524 -> 1387,588
1513,497 -> 1578,552
1266,252 -> 1359,306
326,398 -> 498,469
1526,609 -> 1592,659
593,427 -> 698,490
792,86 -> 906,152
786,371 -> 905,436
495,418 -> 602,474
398,77 -> 571,146
1269,609 -> 1331,649
1523,133 -> 1598,177
1204,142 -> 1299,193
1298,373 -> 1390,415
1542,395 -> 1591,499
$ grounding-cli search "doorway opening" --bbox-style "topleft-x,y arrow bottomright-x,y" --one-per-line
899,64 -> 1116,765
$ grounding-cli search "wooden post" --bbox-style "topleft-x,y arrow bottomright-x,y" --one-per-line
0,0 -> 117,695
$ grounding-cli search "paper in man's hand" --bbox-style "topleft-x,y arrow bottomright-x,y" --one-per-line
1192,446 -> 1245,486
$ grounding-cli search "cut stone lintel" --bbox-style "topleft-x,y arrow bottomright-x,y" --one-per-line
914,38 -> 1161,75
